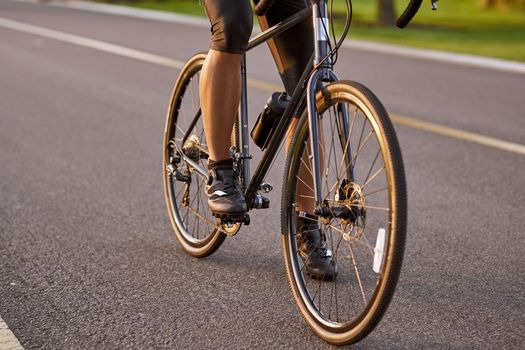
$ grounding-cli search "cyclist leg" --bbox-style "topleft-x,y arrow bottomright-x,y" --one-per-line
258,0 -> 315,214
259,1 -> 336,278
201,0 -> 253,215
258,0 -> 313,96
201,0 -> 252,162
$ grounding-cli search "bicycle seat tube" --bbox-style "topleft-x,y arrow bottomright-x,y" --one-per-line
238,54 -> 250,191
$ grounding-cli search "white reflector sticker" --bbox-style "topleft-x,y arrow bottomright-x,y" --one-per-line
373,228 -> 386,273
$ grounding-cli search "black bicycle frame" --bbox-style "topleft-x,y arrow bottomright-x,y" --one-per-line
189,0 -> 350,211
241,0 -> 349,211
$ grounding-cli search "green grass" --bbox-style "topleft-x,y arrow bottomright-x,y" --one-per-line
347,0 -> 525,61
99,0 -> 525,61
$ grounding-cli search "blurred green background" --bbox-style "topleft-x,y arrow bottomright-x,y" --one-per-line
97,0 -> 525,61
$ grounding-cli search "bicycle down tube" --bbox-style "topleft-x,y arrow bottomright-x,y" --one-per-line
240,0 -> 337,211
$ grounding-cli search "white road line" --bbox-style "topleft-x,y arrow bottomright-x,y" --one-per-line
0,17 -> 184,69
56,0 -> 210,27
0,316 -> 23,350
8,0 -> 525,75
391,114 -> 525,156
1,16 -> 524,156
9,0 -> 210,27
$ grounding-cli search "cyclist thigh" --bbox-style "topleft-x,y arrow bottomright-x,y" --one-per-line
258,0 -> 314,95
203,0 -> 253,54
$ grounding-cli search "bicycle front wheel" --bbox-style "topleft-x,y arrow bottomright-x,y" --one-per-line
281,81 -> 407,344
163,52 -> 226,257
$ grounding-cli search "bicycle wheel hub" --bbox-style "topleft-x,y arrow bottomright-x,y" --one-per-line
315,180 -> 366,226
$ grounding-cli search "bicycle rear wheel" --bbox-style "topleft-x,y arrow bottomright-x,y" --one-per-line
281,81 -> 407,344
163,53 -> 227,257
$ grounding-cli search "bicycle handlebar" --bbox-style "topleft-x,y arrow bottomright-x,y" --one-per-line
396,0 -> 423,28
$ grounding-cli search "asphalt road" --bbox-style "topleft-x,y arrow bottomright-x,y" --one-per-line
1,0 -> 524,349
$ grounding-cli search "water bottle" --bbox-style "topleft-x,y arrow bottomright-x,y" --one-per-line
251,92 -> 290,150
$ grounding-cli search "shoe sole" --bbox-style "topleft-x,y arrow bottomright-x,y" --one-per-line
213,212 -> 250,225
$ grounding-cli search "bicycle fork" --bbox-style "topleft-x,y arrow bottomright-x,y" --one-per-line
307,0 -> 354,213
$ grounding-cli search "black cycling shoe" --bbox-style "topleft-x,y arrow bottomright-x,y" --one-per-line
296,213 -> 337,280
206,164 -> 247,215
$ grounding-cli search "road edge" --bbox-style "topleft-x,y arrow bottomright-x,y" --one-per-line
9,0 -> 525,75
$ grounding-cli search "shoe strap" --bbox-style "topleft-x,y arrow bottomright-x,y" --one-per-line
208,167 -> 240,197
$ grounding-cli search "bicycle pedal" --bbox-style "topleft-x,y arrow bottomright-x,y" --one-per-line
259,182 -> 273,193
252,194 -> 270,209
214,213 -> 250,226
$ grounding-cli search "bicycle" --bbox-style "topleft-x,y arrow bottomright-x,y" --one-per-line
163,0 -> 430,344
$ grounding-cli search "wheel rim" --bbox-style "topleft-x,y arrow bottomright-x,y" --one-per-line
286,88 -> 402,336
163,56 -> 222,249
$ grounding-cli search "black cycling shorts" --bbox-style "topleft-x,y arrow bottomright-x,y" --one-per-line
203,0 -> 313,94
